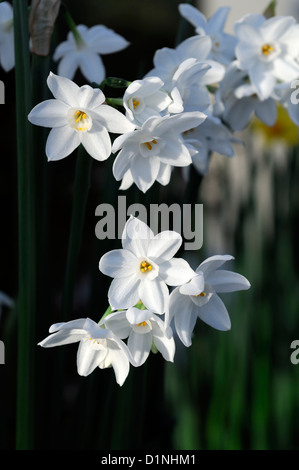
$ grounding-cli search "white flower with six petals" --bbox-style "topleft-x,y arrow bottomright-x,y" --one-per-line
99,216 -> 196,315
28,72 -> 135,161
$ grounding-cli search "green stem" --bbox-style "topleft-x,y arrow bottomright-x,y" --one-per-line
61,147 -> 93,321
14,0 -> 36,450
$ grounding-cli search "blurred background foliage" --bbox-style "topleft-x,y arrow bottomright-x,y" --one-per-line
0,0 -> 299,451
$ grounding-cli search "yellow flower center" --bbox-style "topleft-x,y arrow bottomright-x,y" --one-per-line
133,98 -> 140,109
144,139 -> 158,151
68,109 -> 92,132
195,292 -> 206,297
137,321 -> 147,327
140,260 -> 152,273
261,44 -> 275,56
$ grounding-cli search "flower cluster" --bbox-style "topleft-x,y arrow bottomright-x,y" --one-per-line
40,216 -> 250,385
3,2 -> 276,386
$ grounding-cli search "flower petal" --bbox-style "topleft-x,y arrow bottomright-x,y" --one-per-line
127,330 -> 152,366
197,294 -> 231,330
170,288 -> 198,347
139,278 -> 169,314
122,216 -> 154,257
108,275 -> 141,310
159,258 -> 196,286
28,99 -> 69,128
197,255 -> 234,277
77,341 -> 107,376
147,231 -> 182,262
206,270 -> 251,293
99,249 -> 137,278
45,126 -> 80,161
47,72 -> 80,107
81,124 -> 111,161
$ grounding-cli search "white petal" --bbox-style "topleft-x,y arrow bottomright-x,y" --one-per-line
38,330 -> 84,348
56,51 -> 80,80
147,231 -> 182,262
108,275 -> 141,310
86,25 -> 129,54
206,270 -> 251,293
170,288 -> 198,347
208,7 -> 230,33
179,273 -> 205,296
28,99 -> 69,128
81,124 -> 111,161
197,294 -> 231,330
77,85 -> 105,109
151,320 -> 175,361
47,72 -> 79,107
197,254 -> 234,277
249,64 -> 276,100
159,258 -> 196,286
139,278 -> 169,314
113,149 -> 135,181
94,104 -> 136,134
126,307 -> 152,324
178,3 -> 207,31
122,216 -> 154,257
99,249 -> 137,278
45,126 -> 80,161
77,51 -> 105,83
128,330 -> 152,366
108,347 -> 130,385
130,154 -> 160,193
261,16 -> 296,42
77,341 -> 107,376
101,311 -> 131,339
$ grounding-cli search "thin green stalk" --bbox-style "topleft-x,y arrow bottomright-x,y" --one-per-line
61,147 -> 93,321
14,0 -> 36,450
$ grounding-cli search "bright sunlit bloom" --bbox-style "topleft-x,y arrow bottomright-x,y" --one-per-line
0,1 -> 14,72
99,216 -> 196,315
38,318 -> 131,385
167,255 -> 251,347
234,14 -> 299,100
178,4 -> 237,65
112,111 -> 206,193
28,72 -> 135,161
123,76 -> 172,126
53,24 -> 129,83
101,307 -> 175,366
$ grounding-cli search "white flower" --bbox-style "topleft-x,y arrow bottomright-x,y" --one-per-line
234,14 -> 299,100
146,36 -> 225,110
167,255 -> 251,347
182,115 -> 240,175
167,58 -> 212,114
0,1 -> 14,72
112,111 -> 206,193
123,76 -> 172,126
99,216 -> 196,315
214,61 -> 277,131
53,24 -> 129,83
38,318 -> 131,385
178,4 -> 237,65
101,307 -> 175,367
28,72 -> 135,161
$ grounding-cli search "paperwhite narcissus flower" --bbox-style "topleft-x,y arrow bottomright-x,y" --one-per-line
112,111 -> 206,193
101,307 -> 175,367
214,61 -> 277,131
123,76 -> 172,127
178,4 -> 237,65
28,72 -> 135,161
0,2 -> 14,72
99,216 -> 196,315
53,24 -> 129,83
167,255 -> 251,347
38,318 -> 131,385
234,14 -> 299,100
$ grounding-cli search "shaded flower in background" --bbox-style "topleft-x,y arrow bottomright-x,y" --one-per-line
38,318 -> 131,385
234,13 -> 299,100
53,24 -> 130,83
99,216 -> 196,314
178,3 -> 237,65
0,1 -> 14,72
101,307 -> 175,367
167,255 -> 251,347
28,72 -> 135,161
